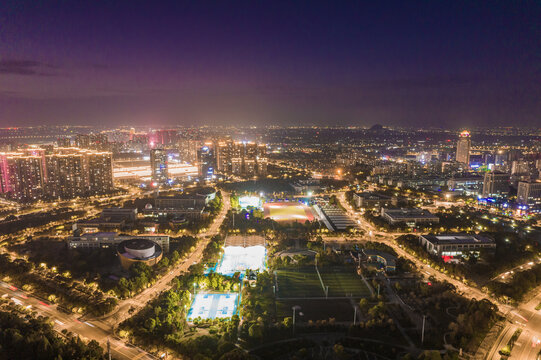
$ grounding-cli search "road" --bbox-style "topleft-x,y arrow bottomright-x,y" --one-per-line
490,291 -> 541,360
485,324 -> 519,360
490,259 -> 541,282
0,281 -> 154,360
0,191 -> 230,360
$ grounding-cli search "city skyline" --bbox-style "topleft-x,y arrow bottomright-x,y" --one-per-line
1,1 -> 541,128
0,124 -> 540,359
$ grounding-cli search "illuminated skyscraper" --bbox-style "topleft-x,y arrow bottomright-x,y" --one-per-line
257,144 -> 267,176
213,140 -> 267,178
44,148 -> 114,199
149,129 -> 178,147
45,151 -> 88,198
230,141 -> 243,175
0,152 -> 45,201
87,151 -> 114,192
456,130 -> 471,165
179,139 -> 200,164
197,142 -> 215,180
216,140 -> 233,172
150,148 -> 168,185
243,142 -> 257,177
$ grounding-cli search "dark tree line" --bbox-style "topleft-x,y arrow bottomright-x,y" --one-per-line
0,311 -> 107,360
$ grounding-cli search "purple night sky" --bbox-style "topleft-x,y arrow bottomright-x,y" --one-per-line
0,1 -> 540,128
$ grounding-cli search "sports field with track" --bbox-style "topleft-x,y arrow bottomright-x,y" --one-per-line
263,202 -> 315,222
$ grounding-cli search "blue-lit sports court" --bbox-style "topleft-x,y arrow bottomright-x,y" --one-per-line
187,292 -> 239,321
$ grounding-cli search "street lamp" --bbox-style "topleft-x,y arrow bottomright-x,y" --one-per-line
421,315 -> 427,343
231,208 -> 237,229
193,282 -> 197,295
292,305 -> 302,335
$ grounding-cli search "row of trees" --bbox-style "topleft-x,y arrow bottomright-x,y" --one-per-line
177,272 -> 240,293
225,209 -> 276,234
133,289 -> 191,339
0,207 -> 85,235
0,310 -> 107,360
487,263 -> 541,303
0,253 -> 117,316
10,237 -> 118,289
168,332 -> 249,360
115,262 -> 156,298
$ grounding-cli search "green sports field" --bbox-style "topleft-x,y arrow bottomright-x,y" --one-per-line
275,267 -> 323,298
320,266 -> 372,297
275,266 -> 371,298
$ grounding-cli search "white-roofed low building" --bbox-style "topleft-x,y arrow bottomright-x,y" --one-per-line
381,208 -> 439,225
67,232 -> 170,253
420,233 -> 495,257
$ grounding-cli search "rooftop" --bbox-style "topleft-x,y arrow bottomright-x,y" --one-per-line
224,235 -> 266,247
121,238 -> 156,250
156,193 -> 207,200
422,233 -> 494,245
79,231 -> 118,238
355,192 -> 392,200
363,249 -> 396,261
383,208 -> 438,219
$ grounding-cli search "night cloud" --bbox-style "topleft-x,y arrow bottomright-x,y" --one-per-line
0,59 -> 57,76
0,1 -> 540,127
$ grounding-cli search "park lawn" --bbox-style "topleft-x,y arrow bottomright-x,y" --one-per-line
276,298 -> 355,322
320,266 -> 372,298
275,267 -> 325,298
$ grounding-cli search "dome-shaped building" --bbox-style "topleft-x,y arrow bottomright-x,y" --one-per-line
117,238 -> 163,270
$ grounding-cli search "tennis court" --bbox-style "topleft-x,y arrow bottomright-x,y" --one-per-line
187,292 -> 239,320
